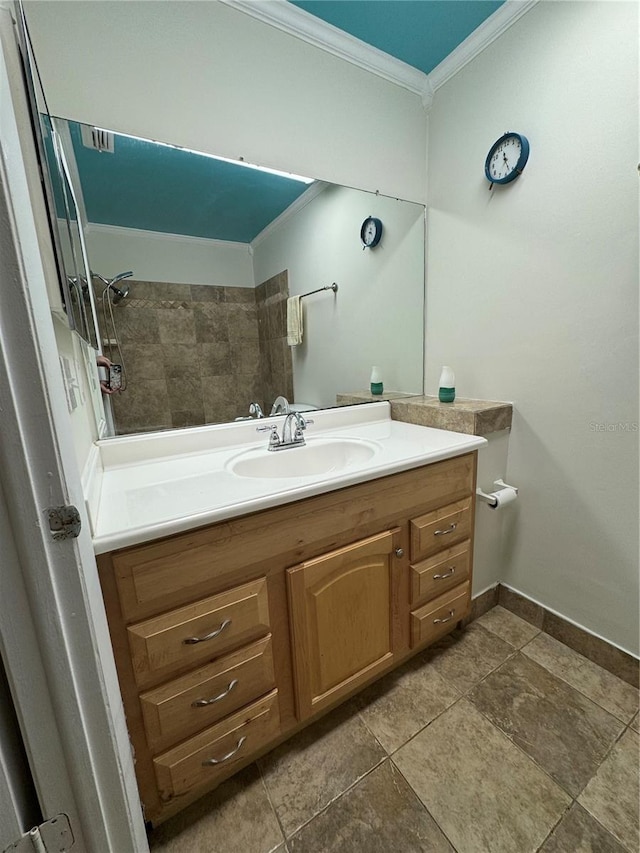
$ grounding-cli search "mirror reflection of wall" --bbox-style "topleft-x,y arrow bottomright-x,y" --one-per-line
56,119 -> 425,435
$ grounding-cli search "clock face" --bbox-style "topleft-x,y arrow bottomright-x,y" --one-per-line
361,216 -> 382,248
485,133 -> 530,185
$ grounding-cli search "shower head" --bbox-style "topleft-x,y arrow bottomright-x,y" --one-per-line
110,271 -> 133,287
94,270 -> 133,304
110,283 -> 130,304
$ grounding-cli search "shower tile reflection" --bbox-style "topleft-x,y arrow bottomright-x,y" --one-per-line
99,274 -> 293,434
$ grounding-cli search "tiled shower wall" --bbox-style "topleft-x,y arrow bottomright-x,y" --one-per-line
95,273 -> 292,435
256,270 -> 294,414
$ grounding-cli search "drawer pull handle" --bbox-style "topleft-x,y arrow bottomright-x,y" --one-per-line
433,567 -> 456,580
434,523 -> 457,536
202,735 -> 247,766
192,679 -> 239,707
433,609 -> 455,625
183,618 -> 231,645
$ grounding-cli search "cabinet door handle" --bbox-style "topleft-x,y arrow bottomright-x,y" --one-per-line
394,548 -> 404,558
201,735 -> 247,766
183,618 -> 231,645
433,609 -> 455,624
433,567 -> 456,580
192,679 -> 238,707
434,522 -> 457,536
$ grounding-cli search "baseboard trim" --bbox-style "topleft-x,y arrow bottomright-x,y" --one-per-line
471,584 -> 639,689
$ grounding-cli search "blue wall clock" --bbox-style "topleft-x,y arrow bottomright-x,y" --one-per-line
361,216 -> 383,249
485,132 -> 530,188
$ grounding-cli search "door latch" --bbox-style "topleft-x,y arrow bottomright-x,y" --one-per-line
46,505 -> 81,540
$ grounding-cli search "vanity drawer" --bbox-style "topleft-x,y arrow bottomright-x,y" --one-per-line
411,541 -> 471,607
410,581 -> 470,648
154,689 -> 280,801
410,497 -> 472,562
140,635 -> 276,752
127,578 -> 270,688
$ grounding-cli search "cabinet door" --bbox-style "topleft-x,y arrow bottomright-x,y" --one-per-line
287,529 -> 399,720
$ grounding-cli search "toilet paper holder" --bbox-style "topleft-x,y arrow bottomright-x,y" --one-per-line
476,479 -> 519,507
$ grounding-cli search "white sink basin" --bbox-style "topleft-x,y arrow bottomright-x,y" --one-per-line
227,437 -> 381,479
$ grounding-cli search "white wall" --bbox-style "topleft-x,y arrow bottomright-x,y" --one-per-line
23,0 -> 427,204
253,185 -> 424,406
425,1 -> 639,654
473,430 -> 510,597
86,225 -> 254,287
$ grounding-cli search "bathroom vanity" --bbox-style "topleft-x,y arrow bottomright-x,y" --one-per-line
91,403 -> 484,824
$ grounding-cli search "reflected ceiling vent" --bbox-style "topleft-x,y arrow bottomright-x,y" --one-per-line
80,125 -> 115,153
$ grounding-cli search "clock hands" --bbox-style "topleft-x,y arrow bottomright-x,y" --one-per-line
485,132 -> 529,188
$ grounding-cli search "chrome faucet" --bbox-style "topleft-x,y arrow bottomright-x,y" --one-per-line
256,412 -> 314,451
282,412 -> 307,445
270,395 -> 290,415
234,401 -> 264,421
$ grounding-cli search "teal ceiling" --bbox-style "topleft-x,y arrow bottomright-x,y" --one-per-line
65,2 -> 506,242
289,1 -> 506,75
68,121 -> 310,243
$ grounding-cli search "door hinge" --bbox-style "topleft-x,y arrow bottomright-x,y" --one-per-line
46,505 -> 81,540
3,814 -> 74,853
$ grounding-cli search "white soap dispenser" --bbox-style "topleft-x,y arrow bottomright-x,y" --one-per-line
370,366 -> 383,396
438,366 -> 455,403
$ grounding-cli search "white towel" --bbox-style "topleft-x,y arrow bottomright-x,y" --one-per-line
287,295 -> 303,346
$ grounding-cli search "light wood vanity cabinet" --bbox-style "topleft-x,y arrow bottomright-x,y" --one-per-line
287,528 -> 401,720
97,451 -> 477,825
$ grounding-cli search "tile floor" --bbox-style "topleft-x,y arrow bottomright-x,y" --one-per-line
148,606 -> 639,853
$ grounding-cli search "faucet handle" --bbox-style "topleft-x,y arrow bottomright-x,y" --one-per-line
296,416 -> 313,432
256,423 -> 281,448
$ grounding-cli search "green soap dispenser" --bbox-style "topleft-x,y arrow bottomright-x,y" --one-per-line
438,366 -> 455,403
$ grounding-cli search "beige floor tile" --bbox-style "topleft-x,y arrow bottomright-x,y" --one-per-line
579,728 -> 640,852
259,701 -> 386,838
288,760 -> 454,853
631,712 -> 639,733
522,632 -> 639,723
539,803 -> 627,853
148,763 -> 284,853
357,653 -> 460,753
476,604 -> 541,648
424,622 -> 515,694
393,698 -> 570,853
469,653 -> 625,797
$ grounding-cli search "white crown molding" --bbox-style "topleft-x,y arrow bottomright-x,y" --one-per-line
220,0 -> 427,96
85,222 -> 251,253
221,0 -> 539,111
251,180 -> 328,249
427,0 -> 540,92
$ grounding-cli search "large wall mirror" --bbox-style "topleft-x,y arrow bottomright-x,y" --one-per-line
48,117 -> 425,436
14,5 -> 99,348
18,0 -> 426,441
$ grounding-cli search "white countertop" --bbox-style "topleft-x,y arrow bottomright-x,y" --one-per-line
89,402 -> 486,554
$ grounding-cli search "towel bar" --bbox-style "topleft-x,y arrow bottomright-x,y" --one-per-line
300,283 -> 338,299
